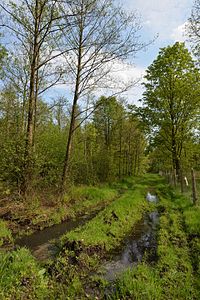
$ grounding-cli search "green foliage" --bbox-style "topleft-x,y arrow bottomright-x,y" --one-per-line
112,264 -> 162,300
35,125 -> 66,187
90,96 -> 148,182
66,185 -> 117,211
141,42 -> 200,173
0,248 -> 49,299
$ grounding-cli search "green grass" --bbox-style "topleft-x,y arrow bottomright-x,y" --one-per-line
183,206 -> 200,235
61,186 -> 151,252
61,174 -> 165,252
16,185 -> 118,237
4,174 -> 199,299
65,185 -> 118,216
0,220 -> 13,246
110,185 -> 200,300
50,175 -> 162,299
0,248 -> 49,299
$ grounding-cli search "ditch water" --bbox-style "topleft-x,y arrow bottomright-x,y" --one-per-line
102,193 -> 159,281
15,211 -> 100,260
16,192 -> 159,268
102,210 -> 159,281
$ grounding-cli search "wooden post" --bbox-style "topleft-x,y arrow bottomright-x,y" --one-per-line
191,168 -> 198,205
180,169 -> 184,194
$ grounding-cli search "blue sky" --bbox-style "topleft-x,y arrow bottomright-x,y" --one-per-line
44,0 -> 195,105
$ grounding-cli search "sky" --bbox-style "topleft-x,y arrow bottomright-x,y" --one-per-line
44,0 -> 195,105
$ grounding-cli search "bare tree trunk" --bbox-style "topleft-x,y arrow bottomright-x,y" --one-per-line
22,0 -> 39,196
21,84 -> 27,134
60,16 -> 83,196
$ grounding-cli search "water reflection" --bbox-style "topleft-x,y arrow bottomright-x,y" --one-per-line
103,211 -> 159,281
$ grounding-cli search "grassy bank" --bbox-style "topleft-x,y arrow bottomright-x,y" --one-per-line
49,175 -> 161,298
111,184 -> 200,300
0,185 -> 118,239
1,174 -> 199,299
61,188 -> 151,252
0,220 -> 13,247
0,248 -> 49,299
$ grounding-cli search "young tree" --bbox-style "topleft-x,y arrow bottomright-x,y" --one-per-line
141,42 -> 200,177
59,0 -> 147,192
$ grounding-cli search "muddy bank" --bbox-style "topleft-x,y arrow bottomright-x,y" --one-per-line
15,210 -> 102,260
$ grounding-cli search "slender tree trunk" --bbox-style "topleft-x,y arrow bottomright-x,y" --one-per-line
171,123 -> 182,181
22,0 -> 39,196
118,122 -> 122,178
60,17 -> 83,196
21,84 -> 27,134
33,58 -> 40,149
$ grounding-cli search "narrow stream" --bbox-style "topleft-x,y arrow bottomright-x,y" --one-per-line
16,192 -> 158,266
16,211 -> 100,260
102,193 -> 159,281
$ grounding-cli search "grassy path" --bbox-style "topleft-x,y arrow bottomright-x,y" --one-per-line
1,174 -> 200,299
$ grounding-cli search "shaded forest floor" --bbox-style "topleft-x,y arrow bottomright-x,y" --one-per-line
0,174 -> 200,299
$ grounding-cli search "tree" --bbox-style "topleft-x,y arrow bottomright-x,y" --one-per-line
59,0 -> 147,192
0,0 -> 69,195
141,42 -> 200,177
187,0 -> 200,58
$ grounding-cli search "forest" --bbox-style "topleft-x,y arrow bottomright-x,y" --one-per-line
0,0 -> 200,299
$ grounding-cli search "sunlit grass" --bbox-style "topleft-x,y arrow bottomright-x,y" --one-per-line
111,197 -> 199,300
61,182 -> 154,251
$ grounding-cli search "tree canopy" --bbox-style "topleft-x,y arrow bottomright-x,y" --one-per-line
140,42 -> 200,175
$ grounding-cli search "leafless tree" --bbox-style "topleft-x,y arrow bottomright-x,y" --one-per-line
58,0 -> 148,194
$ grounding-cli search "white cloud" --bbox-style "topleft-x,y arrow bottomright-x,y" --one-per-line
170,22 -> 188,42
124,0 -> 193,40
108,61 -> 146,104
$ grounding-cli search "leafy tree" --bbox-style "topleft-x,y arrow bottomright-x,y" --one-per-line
0,0 -> 68,195
141,42 -> 200,177
92,96 -> 147,181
